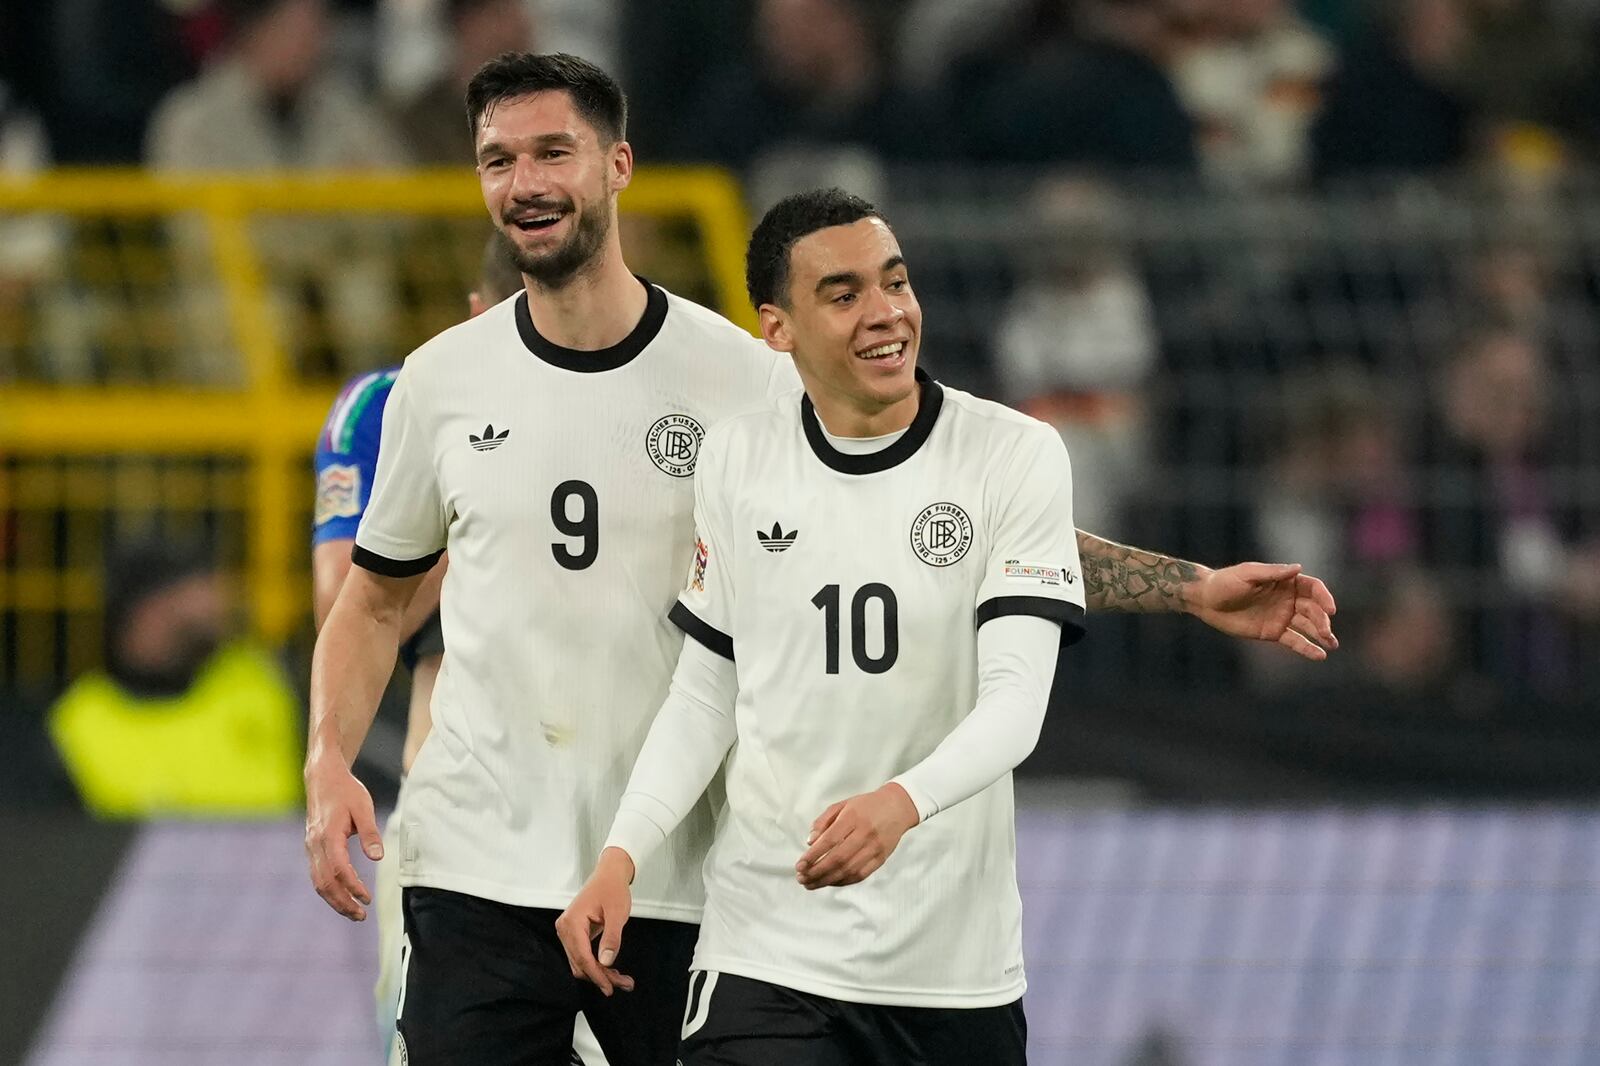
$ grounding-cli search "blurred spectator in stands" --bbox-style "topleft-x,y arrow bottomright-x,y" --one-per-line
1166,0 -> 1334,186
1311,0 -> 1472,180
962,0 -> 1198,173
0,79 -> 74,383
0,3 -> 50,151
533,0 -> 620,79
1297,0 -> 1361,41
675,0 -> 934,179
994,178 -> 1158,533
1254,367 -> 1418,593
1356,568 -> 1456,694
390,0 -> 535,163
621,0 -> 746,159
378,0 -> 611,109
1413,227 -> 1599,378
1423,328 -> 1600,693
47,539 -> 303,818
1454,0 -> 1595,168
147,0 -> 408,381
146,0 -> 406,171
894,0 -> 1035,93
40,0 -> 198,164
1250,368 -> 1436,690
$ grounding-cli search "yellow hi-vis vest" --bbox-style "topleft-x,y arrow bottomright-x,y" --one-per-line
48,643 -> 303,819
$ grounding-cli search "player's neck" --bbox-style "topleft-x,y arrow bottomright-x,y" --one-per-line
807,383 -> 921,440
521,245 -> 647,353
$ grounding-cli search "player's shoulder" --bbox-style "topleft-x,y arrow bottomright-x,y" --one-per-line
659,289 -> 761,350
402,292 -> 520,376
937,383 -> 1061,449
700,390 -> 800,465
703,400 -> 790,447
658,288 -> 776,371
328,366 -> 401,410
319,365 -> 400,455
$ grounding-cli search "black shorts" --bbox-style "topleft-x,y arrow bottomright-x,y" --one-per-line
396,886 -> 698,1066
677,971 -> 1027,1066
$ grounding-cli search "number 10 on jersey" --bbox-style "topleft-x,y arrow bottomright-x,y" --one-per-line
811,584 -> 899,674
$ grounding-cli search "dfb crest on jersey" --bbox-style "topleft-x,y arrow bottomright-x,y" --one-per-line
910,502 -> 972,567
646,413 -> 705,477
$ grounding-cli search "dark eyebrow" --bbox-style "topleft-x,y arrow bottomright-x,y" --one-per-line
477,132 -> 580,161
814,256 -> 908,294
815,271 -> 862,293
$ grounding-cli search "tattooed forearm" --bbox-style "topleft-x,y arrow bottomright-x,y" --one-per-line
1075,531 -> 1203,614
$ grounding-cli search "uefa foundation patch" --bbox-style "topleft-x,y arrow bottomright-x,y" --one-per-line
1002,559 -> 1073,587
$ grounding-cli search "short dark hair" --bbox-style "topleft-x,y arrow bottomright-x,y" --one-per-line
465,52 -> 628,145
745,188 -> 886,310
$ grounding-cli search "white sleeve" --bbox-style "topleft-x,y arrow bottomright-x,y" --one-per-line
890,613 -> 1060,822
976,423 -> 1087,644
353,364 -> 449,577
603,636 -> 739,868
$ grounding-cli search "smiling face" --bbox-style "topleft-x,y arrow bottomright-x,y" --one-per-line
759,217 -> 922,427
474,89 -> 631,289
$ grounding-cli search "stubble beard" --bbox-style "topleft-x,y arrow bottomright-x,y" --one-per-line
507,200 -> 613,291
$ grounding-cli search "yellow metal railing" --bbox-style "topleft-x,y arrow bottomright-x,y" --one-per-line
0,168 -> 754,681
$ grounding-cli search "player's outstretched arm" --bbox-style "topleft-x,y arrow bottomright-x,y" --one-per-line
1075,532 -> 1338,660
796,613 -> 1061,890
556,637 -> 738,995
304,565 -> 427,922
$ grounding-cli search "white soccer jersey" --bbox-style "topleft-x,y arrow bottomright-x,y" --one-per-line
354,280 -> 795,919
672,372 -> 1086,1007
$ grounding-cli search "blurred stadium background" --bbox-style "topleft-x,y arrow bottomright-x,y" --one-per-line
3,0 -> 1600,1063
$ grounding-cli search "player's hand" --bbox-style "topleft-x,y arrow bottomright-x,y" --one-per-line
555,848 -> 637,997
1187,562 -> 1338,661
796,783 -> 920,890
303,754 -> 383,921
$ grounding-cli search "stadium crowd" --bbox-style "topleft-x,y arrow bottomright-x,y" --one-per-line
4,0 -> 1599,180
3,0 -> 1600,810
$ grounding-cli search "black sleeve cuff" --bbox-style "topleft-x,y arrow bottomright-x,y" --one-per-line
352,544 -> 444,578
669,601 -> 734,661
975,596 -> 1087,647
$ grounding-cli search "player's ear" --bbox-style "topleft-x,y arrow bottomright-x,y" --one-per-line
608,139 -> 633,193
467,291 -> 489,318
758,304 -> 794,353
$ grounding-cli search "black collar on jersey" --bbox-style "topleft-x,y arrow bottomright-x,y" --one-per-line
801,368 -> 943,475
514,275 -> 667,373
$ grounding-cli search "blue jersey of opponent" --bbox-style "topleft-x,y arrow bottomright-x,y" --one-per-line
313,367 -> 400,544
